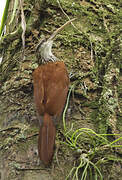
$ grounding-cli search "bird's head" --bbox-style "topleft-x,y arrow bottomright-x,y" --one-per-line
36,18 -> 76,65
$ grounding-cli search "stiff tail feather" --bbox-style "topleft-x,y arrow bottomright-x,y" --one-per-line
38,113 -> 56,165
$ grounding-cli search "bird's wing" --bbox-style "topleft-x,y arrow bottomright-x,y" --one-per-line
32,67 -> 45,115
43,63 -> 69,116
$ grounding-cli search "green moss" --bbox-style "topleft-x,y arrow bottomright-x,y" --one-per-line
0,0 -> 121,179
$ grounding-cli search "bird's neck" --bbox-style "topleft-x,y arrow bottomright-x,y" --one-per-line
39,40 -> 58,64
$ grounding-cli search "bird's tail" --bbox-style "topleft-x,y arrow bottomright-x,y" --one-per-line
38,113 -> 56,165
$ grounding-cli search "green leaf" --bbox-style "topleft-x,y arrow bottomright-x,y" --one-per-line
9,0 -> 18,25
0,0 -> 11,37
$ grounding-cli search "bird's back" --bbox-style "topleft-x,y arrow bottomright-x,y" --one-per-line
33,61 -> 69,117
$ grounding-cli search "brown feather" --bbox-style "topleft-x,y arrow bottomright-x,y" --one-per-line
33,61 -> 69,165
38,113 -> 56,165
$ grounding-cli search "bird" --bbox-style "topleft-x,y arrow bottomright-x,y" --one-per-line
32,19 -> 75,165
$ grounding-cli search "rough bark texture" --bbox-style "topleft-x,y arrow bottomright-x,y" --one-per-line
0,0 -> 121,179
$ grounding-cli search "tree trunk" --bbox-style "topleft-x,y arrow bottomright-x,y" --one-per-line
0,0 -> 121,179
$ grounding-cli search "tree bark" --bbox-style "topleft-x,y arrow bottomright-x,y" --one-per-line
0,0 -> 121,179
